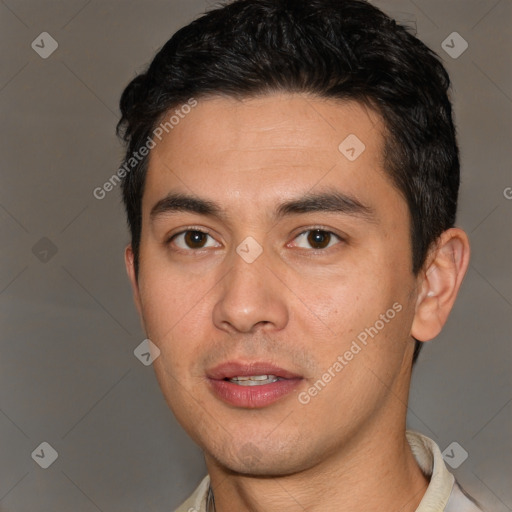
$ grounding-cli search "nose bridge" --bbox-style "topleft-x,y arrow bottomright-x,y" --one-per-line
212,244 -> 289,333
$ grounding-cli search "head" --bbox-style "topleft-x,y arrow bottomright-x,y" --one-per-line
117,0 -> 469,476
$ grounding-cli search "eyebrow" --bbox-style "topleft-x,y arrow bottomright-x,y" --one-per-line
150,190 -> 377,223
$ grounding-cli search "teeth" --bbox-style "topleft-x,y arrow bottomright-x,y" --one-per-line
229,375 -> 280,386
233,375 -> 273,381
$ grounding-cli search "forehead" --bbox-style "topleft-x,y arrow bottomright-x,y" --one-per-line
143,93 -> 400,217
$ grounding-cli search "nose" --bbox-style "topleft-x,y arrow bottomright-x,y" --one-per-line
212,248 -> 289,334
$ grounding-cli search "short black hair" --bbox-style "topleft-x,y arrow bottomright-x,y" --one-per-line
117,0 -> 460,365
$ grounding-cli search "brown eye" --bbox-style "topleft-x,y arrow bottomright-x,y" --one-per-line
292,229 -> 342,250
184,230 -> 208,248
170,230 -> 221,251
307,230 -> 332,249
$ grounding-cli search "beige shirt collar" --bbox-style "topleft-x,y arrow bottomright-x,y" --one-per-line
175,430 -> 481,512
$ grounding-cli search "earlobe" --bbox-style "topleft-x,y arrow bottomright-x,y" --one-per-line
411,228 -> 470,342
124,245 -> 143,317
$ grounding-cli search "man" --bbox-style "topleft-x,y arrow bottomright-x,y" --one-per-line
116,1 -> 482,510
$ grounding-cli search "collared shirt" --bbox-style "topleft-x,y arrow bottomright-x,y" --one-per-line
175,430 -> 483,512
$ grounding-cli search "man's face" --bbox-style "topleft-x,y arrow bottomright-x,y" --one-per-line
128,93 -> 420,475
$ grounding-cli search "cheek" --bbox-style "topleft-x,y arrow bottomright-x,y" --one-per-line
306,266 -> 410,363
313,268 -> 391,332
137,264 -> 211,357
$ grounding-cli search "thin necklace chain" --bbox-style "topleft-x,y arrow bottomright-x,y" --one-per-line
206,485 -> 216,512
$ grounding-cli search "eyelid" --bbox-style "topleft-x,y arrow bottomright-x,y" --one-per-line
288,227 -> 345,250
166,227 -> 222,250
165,226 -> 345,252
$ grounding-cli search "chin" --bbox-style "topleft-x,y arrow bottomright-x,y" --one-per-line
207,439 -> 319,478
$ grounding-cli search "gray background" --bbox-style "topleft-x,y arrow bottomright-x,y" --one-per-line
0,0 -> 510,510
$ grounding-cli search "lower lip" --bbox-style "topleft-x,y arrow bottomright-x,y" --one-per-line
208,378 -> 302,408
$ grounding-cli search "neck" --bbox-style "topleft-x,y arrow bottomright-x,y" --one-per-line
207,423 -> 428,512
205,366 -> 429,512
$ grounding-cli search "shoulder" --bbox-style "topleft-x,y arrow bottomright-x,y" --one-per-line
174,475 -> 210,512
405,431 -> 483,512
446,482 -> 485,512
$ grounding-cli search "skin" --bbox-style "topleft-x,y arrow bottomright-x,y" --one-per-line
125,93 -> 470,511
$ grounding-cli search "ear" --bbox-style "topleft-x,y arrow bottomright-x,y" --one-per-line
411,228 -> 470,342
124,244 -> 143,318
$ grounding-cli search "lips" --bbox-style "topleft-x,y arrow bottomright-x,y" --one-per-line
207,361 -> 303,409
207,361 -> 301,380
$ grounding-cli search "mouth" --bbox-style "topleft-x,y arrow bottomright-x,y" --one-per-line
206,361 -> 303,408
227,375 -> 282,386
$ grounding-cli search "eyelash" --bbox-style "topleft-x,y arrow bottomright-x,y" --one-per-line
166,226 -> 344,253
